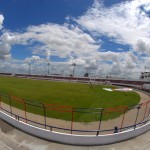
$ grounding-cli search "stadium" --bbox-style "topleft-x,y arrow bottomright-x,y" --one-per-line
0,0 -> 150,149
0,72 -> 150,145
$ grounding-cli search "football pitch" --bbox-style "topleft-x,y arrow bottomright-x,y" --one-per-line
0,76 -> 140,122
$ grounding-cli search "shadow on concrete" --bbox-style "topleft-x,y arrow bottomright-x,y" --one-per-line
0,119 -> 14,133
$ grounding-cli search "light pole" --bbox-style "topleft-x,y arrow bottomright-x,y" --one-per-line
72,63 -> 76,77
62,69 -> 64,76
47,63 -> 50,75
29,63 -> 31,75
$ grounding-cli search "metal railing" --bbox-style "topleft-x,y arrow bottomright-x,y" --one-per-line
0,92 -> 150,136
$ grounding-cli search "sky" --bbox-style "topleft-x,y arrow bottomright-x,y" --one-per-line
0,0 -> 150,79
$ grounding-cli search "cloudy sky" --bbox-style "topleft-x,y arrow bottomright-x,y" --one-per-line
0,0 -> 150,79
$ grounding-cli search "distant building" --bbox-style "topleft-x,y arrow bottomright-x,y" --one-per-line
140,72 -> 150,80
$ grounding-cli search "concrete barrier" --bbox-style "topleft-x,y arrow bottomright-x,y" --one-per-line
1,110 -> 150,145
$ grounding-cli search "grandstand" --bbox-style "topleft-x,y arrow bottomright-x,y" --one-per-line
0,72 -> 150,92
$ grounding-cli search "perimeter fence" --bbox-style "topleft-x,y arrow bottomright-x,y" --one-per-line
0,92 -> 150,135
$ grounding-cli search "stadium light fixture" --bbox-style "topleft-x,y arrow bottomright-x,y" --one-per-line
47,63 -> 50,75
72,63 -> 76,77
28,63 -> 31,75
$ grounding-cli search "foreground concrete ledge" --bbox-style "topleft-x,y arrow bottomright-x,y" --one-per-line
1,111 -> 150,145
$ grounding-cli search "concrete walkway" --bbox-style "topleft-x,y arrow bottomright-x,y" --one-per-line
1,119 -> 150,150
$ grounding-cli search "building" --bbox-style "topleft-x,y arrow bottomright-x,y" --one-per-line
140,72 -> 150,80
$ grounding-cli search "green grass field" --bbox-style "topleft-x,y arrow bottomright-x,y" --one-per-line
0,76 -> 140,122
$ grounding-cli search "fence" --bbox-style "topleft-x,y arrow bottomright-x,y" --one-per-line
0,92 -> 150,136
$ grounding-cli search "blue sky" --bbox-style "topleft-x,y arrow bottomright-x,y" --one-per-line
0,0 -> 93,29
0,0 -> 150,78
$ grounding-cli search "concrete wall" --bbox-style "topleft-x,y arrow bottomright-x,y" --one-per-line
1,111 -> 150,145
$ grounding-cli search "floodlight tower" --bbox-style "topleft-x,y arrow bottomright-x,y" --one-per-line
47,63 -> 50,75
29,63 -> 31,75
72,63 -> 76,77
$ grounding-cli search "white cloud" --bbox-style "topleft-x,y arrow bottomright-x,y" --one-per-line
111,62 -> 122,75
24,55 -> 41,63
68,58 -> 86,66
26,24 -> 100,58
0,33 -> 13,60
77,0 -> 150,54
0,15 -> 11,60
0,14 -> 4,29
0,23 -> 100,61
0,50 -> 144,79
99,51 -> 120,62
134,39 -> 150,54
143,2 -> 150,12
